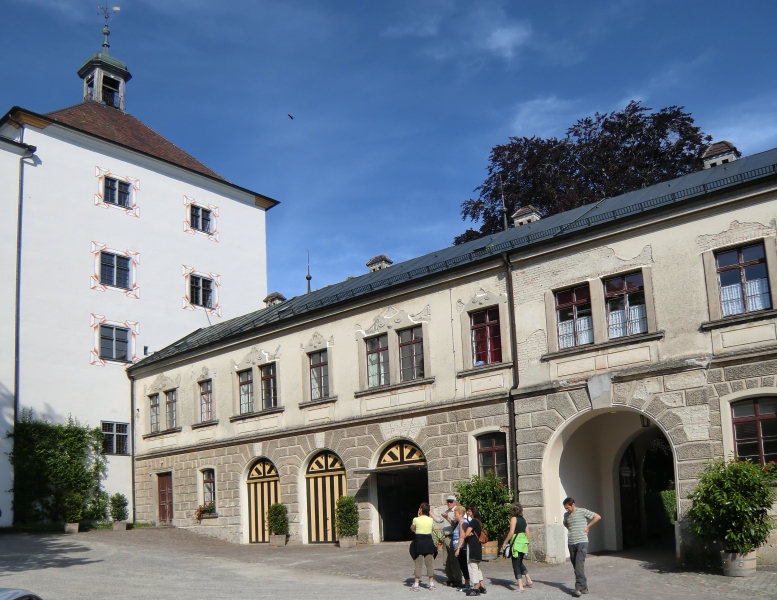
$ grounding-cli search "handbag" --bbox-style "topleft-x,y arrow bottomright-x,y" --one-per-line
477,526 -> 489,545
502,535 -> 514,558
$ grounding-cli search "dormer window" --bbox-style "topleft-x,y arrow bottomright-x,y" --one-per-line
102,77 -> 120,108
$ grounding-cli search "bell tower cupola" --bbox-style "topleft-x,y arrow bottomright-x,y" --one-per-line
77,7 -> 131,111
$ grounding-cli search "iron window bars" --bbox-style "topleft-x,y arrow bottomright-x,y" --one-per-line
732,398 -> 777,465
101,421 -> 129,455
366,334 -> 389,388
471,307 -> 502,366
399,326 -> 424,381
716,243 -> 771,317
604,272 -> 647,339
556,285 -> 593,349
309,350 -> 329,400
100,251 -> 131,289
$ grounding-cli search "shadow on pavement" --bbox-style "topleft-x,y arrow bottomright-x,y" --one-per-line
531,579 -> 576,595
0,534 -> 101,575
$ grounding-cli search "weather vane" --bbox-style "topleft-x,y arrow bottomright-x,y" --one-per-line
97,6 -> 121,26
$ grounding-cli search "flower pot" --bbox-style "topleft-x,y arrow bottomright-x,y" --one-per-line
482,540 -> 499,561
269,534 -> 287,547
338,535 -> 357,549
112,521 -> 127,531
64,523 -> 79,534
721,551 -> 757,577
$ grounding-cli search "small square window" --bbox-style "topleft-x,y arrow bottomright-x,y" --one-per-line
104,177 -> 130,207
101,421 -> 129,455
190,275 -> 213,308
604,272 -> 647,339
190,205 -> 212,233
716,243 -> 771,317
99,325 -> 129,362
100,252 -> 131,290
471,308 -> 501,366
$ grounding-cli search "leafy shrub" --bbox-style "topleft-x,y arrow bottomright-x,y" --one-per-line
62,492 -> 83,523
454,471 -> 514,539
687,459 -> 776,555
109,493 -> 129,522
85,489 -> 109,522
7,410 -> 105,524
266,503 -> 288,535
335,496 -> 359,538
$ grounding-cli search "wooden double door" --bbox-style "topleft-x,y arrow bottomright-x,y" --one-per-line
247,459 -> 280,543
306,451 -> 346,543
158,472 -> 173,525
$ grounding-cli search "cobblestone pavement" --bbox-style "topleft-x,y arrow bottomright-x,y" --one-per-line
1,529 -> 776,600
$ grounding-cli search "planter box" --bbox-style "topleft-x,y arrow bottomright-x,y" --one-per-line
482,540 -> 499,561
721,551 -> 757,577
269,534 -> 287,547
112,521 -> 127,531
64,523 -> 79,534
338,535 -> 357,549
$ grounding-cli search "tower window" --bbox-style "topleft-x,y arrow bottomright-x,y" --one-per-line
104,177 -> 130,207
102,77 -> 120,108
85,75 -> 95,101
191,205 -> 212,233
190,275 -> 213,308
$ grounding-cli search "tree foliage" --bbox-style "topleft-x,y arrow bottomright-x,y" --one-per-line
687,459 -> 776,555
454,471 -> 514,539
455,101 -> 713,244
7,409 -> 105,524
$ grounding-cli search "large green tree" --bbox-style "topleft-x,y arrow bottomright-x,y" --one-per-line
455,101 -> 714,244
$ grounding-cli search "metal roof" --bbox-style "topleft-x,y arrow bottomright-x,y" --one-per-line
130,147 -> 777,371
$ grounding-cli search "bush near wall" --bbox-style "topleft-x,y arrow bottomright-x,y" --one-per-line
266,503 -> 288,535
454,471 -> 514,539
335,496 -> 359,538
6,410 -> 105,525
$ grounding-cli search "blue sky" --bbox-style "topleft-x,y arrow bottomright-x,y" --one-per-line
3,0 -> 777,300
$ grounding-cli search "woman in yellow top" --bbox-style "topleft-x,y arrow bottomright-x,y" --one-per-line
410,502 -> 437,591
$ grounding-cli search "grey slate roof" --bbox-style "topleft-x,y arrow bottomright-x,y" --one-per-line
130,147 -> 777,371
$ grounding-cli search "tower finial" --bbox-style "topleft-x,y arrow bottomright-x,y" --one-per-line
97,6 -> 120,54
306,250 -> 312,294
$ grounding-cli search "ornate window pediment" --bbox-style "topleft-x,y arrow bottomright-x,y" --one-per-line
233,345 -> 281,371
355,305 -> 431,339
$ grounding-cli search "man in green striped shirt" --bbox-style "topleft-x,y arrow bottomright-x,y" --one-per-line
562,497 -> 601,597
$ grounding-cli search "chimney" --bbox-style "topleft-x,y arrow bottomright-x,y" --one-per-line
366,254 -> 393,273
263,292 -> 287,308
702,140 -> 740,169
511,205 -> 542,227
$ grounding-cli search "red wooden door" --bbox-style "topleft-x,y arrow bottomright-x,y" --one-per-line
158,473 -> 173,524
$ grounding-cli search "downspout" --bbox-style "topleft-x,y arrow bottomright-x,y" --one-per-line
129,373 -> 137,523
12,125 -> 36,426
501,252 -> 519,500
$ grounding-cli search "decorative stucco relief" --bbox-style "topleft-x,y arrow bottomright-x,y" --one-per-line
694,220 -> 777,252
195,366 -> 214,382
457,287 -> 506,314
513,245 -> 654,304
94,166 -> 140,217
233,345 -> 281,370
146,373 -> 181,394
355,305 -> 431,338
182,195 -> 220,243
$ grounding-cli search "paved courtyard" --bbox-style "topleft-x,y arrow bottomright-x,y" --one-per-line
1,529 -> 776,600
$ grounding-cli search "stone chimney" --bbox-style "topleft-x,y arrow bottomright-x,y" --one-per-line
263,292 -> 287,307
366,255 -> 393,273
702,140 -> 740,169
511,205 -> 542,227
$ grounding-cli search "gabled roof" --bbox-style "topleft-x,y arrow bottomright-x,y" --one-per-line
130,146 -> 777,372
703,140 -> 739,159
0,104 -> 279,209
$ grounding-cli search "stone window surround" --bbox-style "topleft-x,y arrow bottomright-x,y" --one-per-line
300,332 -> 335,404
144,374 -> 179,436
468,425 -> 511,487
459,294 -> 512,371
231,347 -> 282,416
701,236 -> 777,323
717,386 -> 777,462
356,310 -> 432,392
197,465 -> 218,513
195,368 -> 215,424
543,266 -> 658,355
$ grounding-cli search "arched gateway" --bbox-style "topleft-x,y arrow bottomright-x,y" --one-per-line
306,451 -> 346,543
247,458 -> 279,543
375,441 -> 428,541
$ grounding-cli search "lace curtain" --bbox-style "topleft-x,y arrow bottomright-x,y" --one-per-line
558,316 -> 593,349
608,304 -> 646,338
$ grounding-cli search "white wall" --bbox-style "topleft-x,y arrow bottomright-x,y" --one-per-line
1,121 -> 269,519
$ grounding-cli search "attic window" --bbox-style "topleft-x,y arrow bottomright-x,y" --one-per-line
102,77 -> 120,108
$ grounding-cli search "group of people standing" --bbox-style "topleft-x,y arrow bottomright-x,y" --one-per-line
409,495 -> 601,597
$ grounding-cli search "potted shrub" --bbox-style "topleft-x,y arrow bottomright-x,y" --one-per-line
267,502 -> 289,546
63,492 -> 83,534
110,493 -> 129,530
454,471 -> 514,561
335,495 -> 359,548
194,501 -> 216,520
687,458 -> 776,576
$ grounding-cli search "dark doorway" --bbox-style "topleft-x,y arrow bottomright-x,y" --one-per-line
377,470 -> 429,541
642,436 -> 676,543
158,472 -> 173,525
619,444 -> 642,549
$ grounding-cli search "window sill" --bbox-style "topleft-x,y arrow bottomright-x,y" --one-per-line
354,377 -> 435,399
197,513 -> 219,520
229,406 -> 285,422
100,358 -> 131,365
700,309 -> 777,330
456,362 -> 511,378
191,419 -> 219,430
299,396 -> 338,409
142,427 -> 182,440
540,331 -> 665,362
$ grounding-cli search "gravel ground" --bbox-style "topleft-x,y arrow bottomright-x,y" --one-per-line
1,528 -> 776,600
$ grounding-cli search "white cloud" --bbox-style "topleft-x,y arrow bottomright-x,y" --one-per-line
705,96 -> 777,156
482,23 -> 532,59
510,96 -> 582,138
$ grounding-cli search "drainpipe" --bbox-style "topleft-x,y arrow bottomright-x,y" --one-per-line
501,252 -> 520,500
129,373 -> 137,523
12,125 -> 36,426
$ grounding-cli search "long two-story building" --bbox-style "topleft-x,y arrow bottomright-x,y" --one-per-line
128,142 -> 777,564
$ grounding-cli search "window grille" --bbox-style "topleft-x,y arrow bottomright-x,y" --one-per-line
101,421 -> 129,455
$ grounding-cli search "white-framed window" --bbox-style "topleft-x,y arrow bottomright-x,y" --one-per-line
94,167 -> 139,217
190,205 -> 212,233
91,242 -> 140,298
182,265 -> 221,317
183,196 -> 219,242
101,421 -> 129,455
190,275 -> 214,308
90,314 -> 139,366
100,251 -> 131,289
104,176 -> 131,207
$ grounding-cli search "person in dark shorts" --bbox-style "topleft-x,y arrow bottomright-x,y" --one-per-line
562,497 -> 601,597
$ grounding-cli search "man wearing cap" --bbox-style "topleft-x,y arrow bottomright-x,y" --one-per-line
441,495 -> 464,587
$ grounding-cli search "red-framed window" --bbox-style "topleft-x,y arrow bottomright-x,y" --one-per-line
471,307 -> 502,366
477,432 -> 508,484
202,469 -> 216,504
399,326 -> 424,381
732,398 -> 777,465
556,285 -> 593,349
716,243 -> 771,317
604,272 -> 647,339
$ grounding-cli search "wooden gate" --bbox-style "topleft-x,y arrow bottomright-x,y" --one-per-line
158,472 -> 173,525
247,459 -> 280,543
306,451 -> 346,543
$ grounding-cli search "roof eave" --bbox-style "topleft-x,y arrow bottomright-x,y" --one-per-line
0,106 -> 280,209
